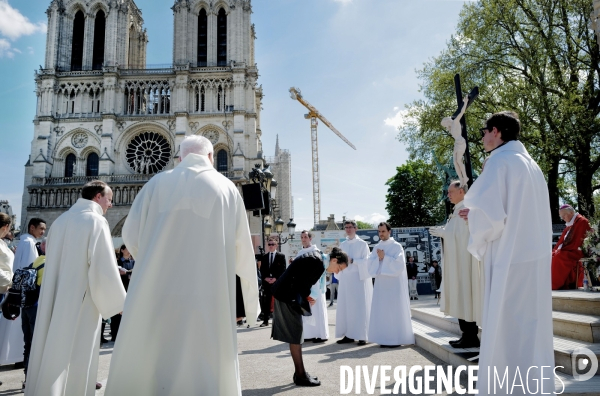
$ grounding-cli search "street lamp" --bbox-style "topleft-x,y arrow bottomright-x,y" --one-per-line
249,163 -> 277,252
274,217 -> 296,251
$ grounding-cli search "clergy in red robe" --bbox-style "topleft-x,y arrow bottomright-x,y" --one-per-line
552,205 -> 591,290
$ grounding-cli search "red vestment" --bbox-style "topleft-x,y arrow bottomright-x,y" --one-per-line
551,214 -> 591,290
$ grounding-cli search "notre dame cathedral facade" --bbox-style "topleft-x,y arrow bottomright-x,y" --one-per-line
20,0 -> 286,237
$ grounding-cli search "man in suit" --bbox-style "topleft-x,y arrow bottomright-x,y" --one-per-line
258,237 -> 286,327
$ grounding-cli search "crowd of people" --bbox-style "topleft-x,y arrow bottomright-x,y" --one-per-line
0,110 -> 591,394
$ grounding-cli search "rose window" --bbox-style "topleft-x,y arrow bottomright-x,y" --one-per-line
126,132 -> 171,174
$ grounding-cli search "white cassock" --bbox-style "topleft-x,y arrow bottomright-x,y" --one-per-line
0,233 -> 37,365
0,238 -> 14,293
336,237 -> 372,341
298,244 -> 329,340
434,201 -> 484,325
464,141 -> 554,395
105,153 -> 259,396
364,238 -> 414,346
25,199 -> 126,396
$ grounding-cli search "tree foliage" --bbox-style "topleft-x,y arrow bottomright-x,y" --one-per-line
356,220 -> 376,229
397,0 -> 600,219
386,160 -> 445,227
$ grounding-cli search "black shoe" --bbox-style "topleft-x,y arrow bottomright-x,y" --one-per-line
313,338 -> 327,343
304,338 -> 315,342
336,336 -> 355,344
449,337 -> 462,346
380,344 -> 400,348
451,338 -> 480,349
14,362 -> 24,369
100,338 -> 109,344
305,372 -> 319,381
357,340 -> 366,346
293,373 -> 321,386
259,322 -> 269,327
414,297 -> 418,300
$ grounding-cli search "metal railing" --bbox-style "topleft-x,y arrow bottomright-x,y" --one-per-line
31,174 -> 154,186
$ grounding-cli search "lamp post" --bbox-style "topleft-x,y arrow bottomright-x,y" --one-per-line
274,217 -> 296,252
249,163 -> 276,252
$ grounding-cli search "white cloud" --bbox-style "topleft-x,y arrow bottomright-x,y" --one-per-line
353,213 -> 388,225
0,0 -> 46,41
0,38 -> 14,58
384,108 -> 409,129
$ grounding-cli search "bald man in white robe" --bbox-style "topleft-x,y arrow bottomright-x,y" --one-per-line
105,135 -> 258,396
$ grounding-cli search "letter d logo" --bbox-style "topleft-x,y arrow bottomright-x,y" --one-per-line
571,347 -> 598,382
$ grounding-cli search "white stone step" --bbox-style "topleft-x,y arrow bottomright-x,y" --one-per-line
413,318 -> 600,394
411,305 -> 600,376
553,290 -> 600,316
553,311 -> 600,343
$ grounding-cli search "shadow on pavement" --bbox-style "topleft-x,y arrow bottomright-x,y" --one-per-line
242,383 -> 296,395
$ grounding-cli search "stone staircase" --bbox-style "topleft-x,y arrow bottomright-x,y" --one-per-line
411,290 -> 600,395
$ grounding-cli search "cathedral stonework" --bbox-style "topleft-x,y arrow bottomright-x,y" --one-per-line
22,0 -> 267,236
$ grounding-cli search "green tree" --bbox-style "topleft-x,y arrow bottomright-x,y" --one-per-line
397,0 -> 600,220
356,220 -> 375,229
386,160 -> 445,227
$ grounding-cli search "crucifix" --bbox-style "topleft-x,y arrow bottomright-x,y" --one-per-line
451,73 -> 478,188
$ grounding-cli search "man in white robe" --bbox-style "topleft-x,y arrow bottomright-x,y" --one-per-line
460,112 -> 554,395
297,231 -> 329,343
335,220 -> 372,346
364,222 -> 414,347
430,181 -> 483,348
0,218 -> 45,367
25,181 -> 125,395
105,135 -> 259,396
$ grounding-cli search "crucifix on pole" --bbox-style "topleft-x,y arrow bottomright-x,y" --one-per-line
452,74 -> 479,188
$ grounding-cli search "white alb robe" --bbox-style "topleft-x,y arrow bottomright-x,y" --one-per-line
105,153 -> 259,396
364,238 -> 414,346
336,237 -> 372,341
0,233 -> 37,365
436,201 -> 484,325
298,244 -> 329,340
464,141 -> 554,395
25,199 -> 126,396
0,238 -> 14,293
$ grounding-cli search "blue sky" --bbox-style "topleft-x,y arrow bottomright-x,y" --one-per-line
0,0 -> 472,231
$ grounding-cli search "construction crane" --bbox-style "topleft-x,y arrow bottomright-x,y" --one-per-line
289,87 -> 356,226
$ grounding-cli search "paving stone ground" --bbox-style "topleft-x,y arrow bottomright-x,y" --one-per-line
0,296 -> 468,395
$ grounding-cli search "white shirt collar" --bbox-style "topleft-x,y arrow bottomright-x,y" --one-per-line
566,213 -> 578,227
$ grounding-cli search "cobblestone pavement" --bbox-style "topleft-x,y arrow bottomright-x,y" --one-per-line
0,296 -> 465,395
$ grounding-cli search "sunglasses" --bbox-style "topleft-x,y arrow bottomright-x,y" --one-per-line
479,127 -> 492,138
268,243 -> 276,246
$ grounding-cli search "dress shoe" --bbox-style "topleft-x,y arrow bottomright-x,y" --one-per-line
293,373 -> 321,387
313,338 -> 327,343
414,297 -> 418,300
101,338 -> 109,344
259,322 -> 269,327
304,338 -> 315,342
357,340 -> 367,346
336,336 -> 355,344
96,382 -> 102,389
451,338 -> 480,349
449,337 -> 462,346
380,344 -> 400,348
305,372 -> 318,381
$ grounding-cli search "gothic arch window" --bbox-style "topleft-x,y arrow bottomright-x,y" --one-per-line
197,9 -> 208,67
65,153 -> 76,177
86,152 -> 99,176
216,149 -> 228,173
71,11 -> 85,71
92,10 -> 106,70
217,8 -> 227,66
217,85 -> 223,111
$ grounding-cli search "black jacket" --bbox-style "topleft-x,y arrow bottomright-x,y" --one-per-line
259,251 -> 286,283
272,251 -> 324,303
406,262 -> 419,279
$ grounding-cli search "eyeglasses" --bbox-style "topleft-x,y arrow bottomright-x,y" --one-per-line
479,127 -> 492,138
344,226 -> 355,229
268,243 -> 276,246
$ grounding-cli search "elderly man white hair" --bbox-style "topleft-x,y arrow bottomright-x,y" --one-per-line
180,135 -> 214,161
105,128 -> 259,395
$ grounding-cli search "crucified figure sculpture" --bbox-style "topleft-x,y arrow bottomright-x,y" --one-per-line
441,95 -> 469,187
